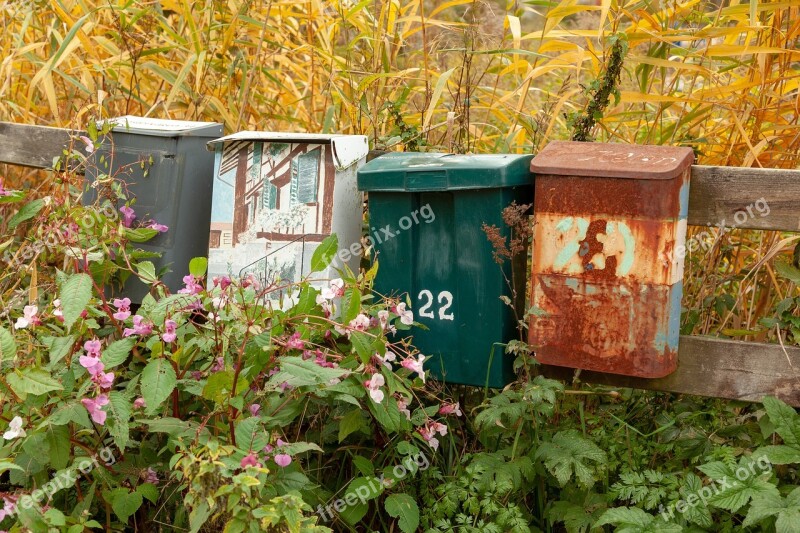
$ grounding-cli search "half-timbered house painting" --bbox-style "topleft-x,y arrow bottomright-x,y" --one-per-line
206,133 -> 369,284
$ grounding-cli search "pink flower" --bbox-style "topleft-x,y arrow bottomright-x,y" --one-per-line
162,319 -> 177,343
439,402 -> 462,417
248,404 -> 261,417
123,315 -> 153,337
320,278 -> 345,300
120,206 -> 136,227
14,305 -> 40,330
242,273 -> 261,290
393,302 -> 414,326
92,370 -> 115,390
178,274 -> 203,295
133,397 -> 146,409
286,332 -> 304,350
375,351 -> 396,370
365,373 -> 385,403
84,339 -> 102,356
79,354 -> 105,377
315,294 -> 333,317
212,276 -> 231,290
314,350 -> 336,369
397,396 -> 411,420
0,177 -> 12,197
52,299 -> 64,320
144,467 -> 158,484
349,314 -> 370,331
274,454 -> 292,467
240,453 -> 261,469
419,421 -> 448,450
81,394 -> 109,425
79,135 -> 95,154
211,357 -> 224,372
263,444 -> 274,453
112,298 -> 131,321
0,496 -> 16,521
276,438 -> 286,447
378,310 -> 396,334
401,354 -> 426,382
149,222 -> 168,232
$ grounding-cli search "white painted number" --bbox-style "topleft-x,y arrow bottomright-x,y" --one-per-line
417,289 -> 454,321
418,290 -> 435,319
437,291 -> 454,320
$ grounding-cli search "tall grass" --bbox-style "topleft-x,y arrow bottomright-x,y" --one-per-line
1,0 -> 799,337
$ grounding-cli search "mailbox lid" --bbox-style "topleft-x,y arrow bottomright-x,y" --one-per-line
104,116 -> 223,138
358,152 -> 533,192
530,141 -> 693,180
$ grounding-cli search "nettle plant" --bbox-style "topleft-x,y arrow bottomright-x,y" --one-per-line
0,135 -> 457,532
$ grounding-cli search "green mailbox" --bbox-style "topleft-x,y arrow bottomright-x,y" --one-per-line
357,153 -> 533,388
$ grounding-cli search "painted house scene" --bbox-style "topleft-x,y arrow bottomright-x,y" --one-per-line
206,132 -> 368,285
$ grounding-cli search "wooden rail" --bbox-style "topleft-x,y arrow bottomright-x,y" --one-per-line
2,121 -> 799,404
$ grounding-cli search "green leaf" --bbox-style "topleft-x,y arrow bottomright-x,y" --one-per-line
310,234 -> 338,273
140,359 -> 177,414
744,486 -> 800,532
136,261 -> 158,283
235,417 -> 268,452
341,287 -> 361,325
44,424 -> 70,470
268,356 -> 348,388
339,409 -> 367,443
700,458 -> 779,512
385,493 -> 419,533
202,370 -> 235,405
754,445 -> 800,465
124,227 -> 159,243
101,338 -> 135,369
349,331 -> 374,365
137,483 -> 159,504
189,257 -> 208,277
137,417 -> 200,439
107,391 -> 131,451
535,430 -> 607,488
60,273 -> 93,330
775,260 -> 800,284
109,488 -> 143,523
49,401 -> 92,428
763,396 -> 800,447
43,335 -> 75,369
8,198 -> 45,230
7,368 -> 63,396
0,327 -> 16,364
367,395 -> 404,433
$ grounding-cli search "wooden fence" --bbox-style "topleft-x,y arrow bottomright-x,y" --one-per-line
2,121 -> 799,406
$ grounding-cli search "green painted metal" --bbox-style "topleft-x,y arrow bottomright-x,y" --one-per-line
358,153 -> 533,388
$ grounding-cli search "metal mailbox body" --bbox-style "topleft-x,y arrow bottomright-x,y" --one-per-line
206,132 -> 369,284
85,116 -> 223,302
529,141 -> 693,378
357,153 -> 533,388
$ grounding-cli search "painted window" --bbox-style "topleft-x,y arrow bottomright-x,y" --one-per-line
290,148 -> 320,205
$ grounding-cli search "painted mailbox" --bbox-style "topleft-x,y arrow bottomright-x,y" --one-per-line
528,141 -> 693,378
206,132 -> 369,284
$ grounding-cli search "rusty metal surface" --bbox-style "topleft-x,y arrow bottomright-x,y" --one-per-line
529,143 -> 692,378
530,141 -> 694,180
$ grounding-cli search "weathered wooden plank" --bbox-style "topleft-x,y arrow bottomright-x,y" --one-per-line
688,165 -> 800,232
540,335 -> 800,406
0,122 -> 75,169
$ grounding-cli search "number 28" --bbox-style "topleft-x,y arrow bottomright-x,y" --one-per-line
417,290 -> 455,321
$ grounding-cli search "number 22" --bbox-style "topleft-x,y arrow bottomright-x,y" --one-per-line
418,290 -> 455,321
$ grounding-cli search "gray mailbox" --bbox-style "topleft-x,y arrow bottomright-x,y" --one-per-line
85,116 -> 223,302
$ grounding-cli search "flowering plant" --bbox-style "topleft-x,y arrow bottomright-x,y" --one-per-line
0,145 -> 456,531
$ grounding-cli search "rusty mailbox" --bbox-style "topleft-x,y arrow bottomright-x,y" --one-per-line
528,141 -> 693,378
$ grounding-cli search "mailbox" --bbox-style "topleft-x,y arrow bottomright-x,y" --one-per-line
85,116 -> 223,302
206,132 -> 369,284
358,153 -> 533,388
528,141 -> 693,378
